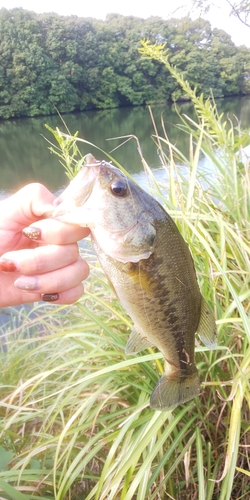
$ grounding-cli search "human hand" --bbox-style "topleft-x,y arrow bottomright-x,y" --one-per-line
0,183 -> 90,307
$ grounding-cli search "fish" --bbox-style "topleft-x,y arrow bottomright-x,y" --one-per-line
51,154 -> 217,411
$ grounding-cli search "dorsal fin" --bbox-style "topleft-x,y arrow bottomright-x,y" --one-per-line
197,297 -> 218,349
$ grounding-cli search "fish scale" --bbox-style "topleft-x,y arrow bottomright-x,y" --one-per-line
93,222 -> 200,365
52,154 -> 218,411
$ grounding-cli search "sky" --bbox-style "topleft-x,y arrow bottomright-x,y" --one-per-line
0,0 -> 249,47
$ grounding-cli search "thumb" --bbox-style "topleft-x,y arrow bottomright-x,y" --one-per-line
4,183 -> 57,223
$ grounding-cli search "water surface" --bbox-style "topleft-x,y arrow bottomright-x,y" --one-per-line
0,96 -> 249,330
1,96 -> 249,197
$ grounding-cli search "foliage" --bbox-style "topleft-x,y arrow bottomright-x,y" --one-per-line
0,49 -> 250,499
1,8 -> 250,119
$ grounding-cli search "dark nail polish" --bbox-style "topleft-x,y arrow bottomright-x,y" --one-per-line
42,293 -> 59,302
0,258 -> 19,272
22,226 -> 42,240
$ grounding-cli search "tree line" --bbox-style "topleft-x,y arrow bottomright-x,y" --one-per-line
0,7 -> 250,120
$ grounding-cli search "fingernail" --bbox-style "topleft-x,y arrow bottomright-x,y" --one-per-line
42,293 -> 59,302
22,227 -> 42,241
14,275 -> 41,291
0,258 -> 20,272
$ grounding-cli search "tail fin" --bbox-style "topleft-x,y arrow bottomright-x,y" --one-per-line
150,366 -> 200,411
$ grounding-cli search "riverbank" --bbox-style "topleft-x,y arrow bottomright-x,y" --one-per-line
1,8 -> 250,120
0,81 -> 249,498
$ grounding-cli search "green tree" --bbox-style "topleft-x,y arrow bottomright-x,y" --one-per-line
0,7 -> 250,119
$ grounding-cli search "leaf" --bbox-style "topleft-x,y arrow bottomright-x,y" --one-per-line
235,467 -> 250,477
0,479 -> 30,500
0,448 -> 14,472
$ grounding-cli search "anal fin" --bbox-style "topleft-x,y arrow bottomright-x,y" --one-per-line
125,327 -> 153,355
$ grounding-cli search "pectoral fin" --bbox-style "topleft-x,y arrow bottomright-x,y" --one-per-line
197,297 -> 218,349
125,327 -> 153,355
122,262 -> 155,295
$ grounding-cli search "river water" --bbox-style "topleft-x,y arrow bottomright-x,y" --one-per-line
1,96 -> 250,198
0,96 -> 249,331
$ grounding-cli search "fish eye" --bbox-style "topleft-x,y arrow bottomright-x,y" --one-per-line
110,179 -> 128,197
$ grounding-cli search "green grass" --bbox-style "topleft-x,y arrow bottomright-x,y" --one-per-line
0,44 -> 249,499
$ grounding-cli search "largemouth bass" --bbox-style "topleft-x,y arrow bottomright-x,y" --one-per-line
52,154 -> 217,411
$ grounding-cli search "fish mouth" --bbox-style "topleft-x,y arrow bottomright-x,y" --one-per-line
52,155 -> 101,217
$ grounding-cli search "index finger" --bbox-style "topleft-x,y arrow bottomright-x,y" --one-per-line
23,219 -> 91,245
